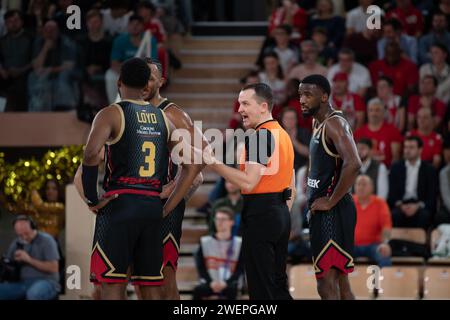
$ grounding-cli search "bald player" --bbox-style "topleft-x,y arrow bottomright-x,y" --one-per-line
299,74 -> 362,300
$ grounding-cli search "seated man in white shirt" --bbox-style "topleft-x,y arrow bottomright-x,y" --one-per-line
327,48 -> 372,97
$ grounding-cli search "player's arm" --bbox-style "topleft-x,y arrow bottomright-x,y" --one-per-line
82,107 -> 120,212
163,108 -> 206,215
311,117 -> 362,212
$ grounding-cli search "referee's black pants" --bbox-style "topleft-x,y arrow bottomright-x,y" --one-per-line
242,193 -> 293,300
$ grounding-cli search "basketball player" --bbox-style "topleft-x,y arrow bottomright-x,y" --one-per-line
75,57 -> 198,300
298,74 -> 362,300
143,58 -> 204,300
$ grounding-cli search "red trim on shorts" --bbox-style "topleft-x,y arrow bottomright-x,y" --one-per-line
103,189 -> 160,198
90,247 -> 128,284
314,245 -> 354,279
163,238 -> 179,270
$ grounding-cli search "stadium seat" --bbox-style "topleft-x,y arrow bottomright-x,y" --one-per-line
376,267 -> 420,299
423,267 -> 450,299
390,228 -> 427,264
289,264 -> 320,299
348,265 -> 375,299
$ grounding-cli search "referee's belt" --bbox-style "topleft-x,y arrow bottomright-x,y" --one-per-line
242,188 -> 292,202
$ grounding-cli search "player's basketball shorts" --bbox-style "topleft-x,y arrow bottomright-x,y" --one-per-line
309,193 -> 356,279
161,199 -> 185,270
90,194 -> 164,286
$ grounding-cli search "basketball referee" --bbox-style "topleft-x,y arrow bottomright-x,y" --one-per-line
202,83 -> 295,300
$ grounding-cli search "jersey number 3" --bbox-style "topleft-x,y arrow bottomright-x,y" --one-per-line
139,141 -> 156,177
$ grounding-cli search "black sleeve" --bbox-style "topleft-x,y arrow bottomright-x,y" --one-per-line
194,245 -> 212,283
244,129 -> 275,166
226,247 -> 245,286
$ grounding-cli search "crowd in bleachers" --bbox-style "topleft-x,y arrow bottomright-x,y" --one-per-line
216,0 -> 450,268
0,0 -> 187,118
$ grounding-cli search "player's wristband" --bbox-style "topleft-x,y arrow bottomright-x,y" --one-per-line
82,164 -> 99,207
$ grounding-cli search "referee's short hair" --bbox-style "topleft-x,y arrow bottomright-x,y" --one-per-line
300,74 -> 331,97
242,83 -> 274,111
119,57 -> 151,89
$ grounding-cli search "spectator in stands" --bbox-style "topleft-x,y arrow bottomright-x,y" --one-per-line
308,0 -> 345,48
357,138 -> 389,199
330,72 -> 365,130
268,0 -> 308,43
353,175 -> 392,267
342,26 -> 379,66
327,48 -> 372,97
26,0 -> 56,32
354,98 -> 403,167
311,26 -> 336,67
377,18 -> 418,63
78,9 -> 112,113
288,40 -> 327,81
280,107 -> 310,172
418,11 -> 450,64
101,0 -> 132,37
258,51 -> 286,107
270,24 -> 298,76
105,15 -> 157,104
28,19 -> 78,111
193,208 -> 244,300
388,136 -> 438,229
376,76 -> 406,133
137,1 -> 166,44
346,0 -> 377,35
30,179 -> 65,239
288,164 -> 311,262
228,70 -> 259,131
386,0 -> 424,37
436,141 -> 450,225
0,10 -> 33,112
419,43 -> 450,104
407,75 -> 447,131
406,107 -> 443,168
369,41 -> 419,97
209,182 -> 243,236
276,78 -> 313,131
0,215 -> 60,300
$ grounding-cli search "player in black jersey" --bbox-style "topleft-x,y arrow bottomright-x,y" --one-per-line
143,58 -> 204,300
74,57 -> 198,300
298,75 -> 362,300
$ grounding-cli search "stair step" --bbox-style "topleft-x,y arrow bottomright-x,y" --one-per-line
166,82 -> 241,94
182,36 -> 263,50
174,67 -> 252,79
165,97 -> 235,109
181,54 -> 256,64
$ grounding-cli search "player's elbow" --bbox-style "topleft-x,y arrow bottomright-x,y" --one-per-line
83,147 -> 100,165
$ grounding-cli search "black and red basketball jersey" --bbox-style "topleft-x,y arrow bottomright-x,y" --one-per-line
103,100 -> 170,195
157,98 -> 179,182
307,111 -> 350,205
